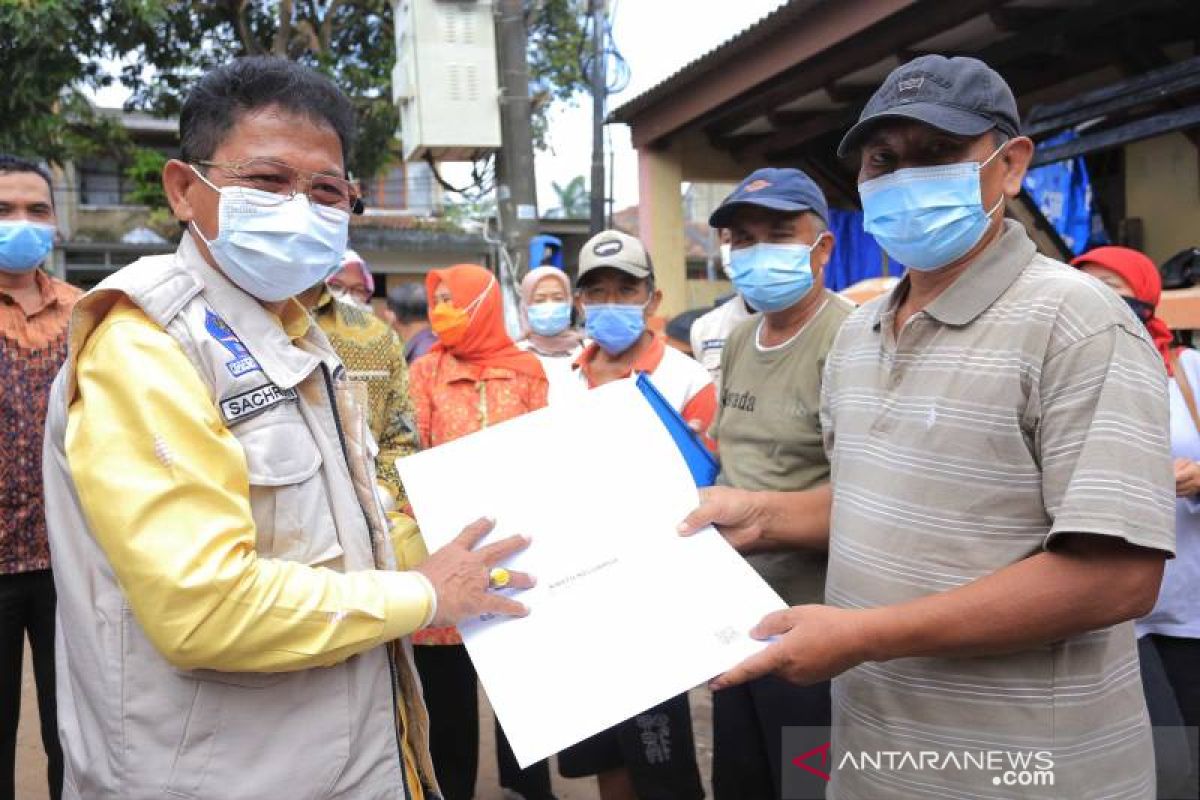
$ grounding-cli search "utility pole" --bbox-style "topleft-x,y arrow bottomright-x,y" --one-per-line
494,0 -> 539,274
588,0 -> 607,235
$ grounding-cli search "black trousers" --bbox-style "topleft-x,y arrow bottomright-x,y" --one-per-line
0,569 -> 62,800
557,692 -> 704,800
712,675 -> 831,800
1140,634 -> 1200,800
414,644 -> 555,800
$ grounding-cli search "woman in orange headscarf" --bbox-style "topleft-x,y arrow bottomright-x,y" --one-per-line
406,264 -> 553,800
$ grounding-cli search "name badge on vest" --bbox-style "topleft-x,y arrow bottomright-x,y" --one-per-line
220,383 -> 298,425
205,309 -> 262,378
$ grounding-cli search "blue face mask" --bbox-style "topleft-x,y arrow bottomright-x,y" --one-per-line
728,237 -> 823,312
0,220 -> 55,273
584,302 -> 646,355
190,167 -> 348,302
527,301 -> 572,336
860,144 -> 1006,272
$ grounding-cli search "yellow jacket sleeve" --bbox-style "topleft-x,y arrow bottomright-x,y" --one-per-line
388,511 -> 430,570
65,302 -> 433,673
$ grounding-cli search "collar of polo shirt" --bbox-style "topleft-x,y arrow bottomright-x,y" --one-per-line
872,220 -> 1037,331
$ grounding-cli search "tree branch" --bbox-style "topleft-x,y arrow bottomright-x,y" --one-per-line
319,0 -> 347,54
232,0 -> 263,55
273,0 -> 294,57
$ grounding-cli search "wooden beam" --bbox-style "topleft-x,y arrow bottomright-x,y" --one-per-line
987,7 -> 1057,33
973,0 -> 1179,71
690,0 -> 1014,144
626,0 -> 922,148
1024,54 -> 1200,137
1030,102 -> 1200,166
746,105 -> 863,162
795,151 -> 862,210
824,82 -> 878,105
709,131 -> 772,155
765,108 -> 824,130
1010,189 -> 1072,261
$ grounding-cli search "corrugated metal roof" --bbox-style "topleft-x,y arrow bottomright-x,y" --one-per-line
608,0 -> 820,123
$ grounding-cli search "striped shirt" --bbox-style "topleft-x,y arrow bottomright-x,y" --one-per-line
820,221 -> 1174,799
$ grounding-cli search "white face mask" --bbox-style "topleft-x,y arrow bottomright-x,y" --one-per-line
326,284 -> 372,311
190,167 -> 349,302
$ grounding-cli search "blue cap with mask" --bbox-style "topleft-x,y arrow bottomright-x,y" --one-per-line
708,168 -> 829,229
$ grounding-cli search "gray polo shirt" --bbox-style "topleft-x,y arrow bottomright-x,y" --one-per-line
821,221 -> 1174,799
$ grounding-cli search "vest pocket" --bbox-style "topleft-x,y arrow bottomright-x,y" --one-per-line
239,419 -> 345,567
164,679 -> 223,798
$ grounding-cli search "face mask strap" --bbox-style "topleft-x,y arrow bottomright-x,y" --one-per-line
979,139 -> 1009,170
190,164 -> 223,195
984,193 -> 1006,218
463,275 -> 495,316
978,140 -> 1010,221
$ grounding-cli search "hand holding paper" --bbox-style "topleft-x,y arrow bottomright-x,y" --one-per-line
397,379 -> 786,767
415,517 -> 534,627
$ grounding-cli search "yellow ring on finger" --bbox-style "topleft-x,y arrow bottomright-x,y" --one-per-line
488,567 -> 511,590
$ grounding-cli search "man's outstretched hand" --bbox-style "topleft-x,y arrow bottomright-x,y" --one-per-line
678,486 -> 767,552
416,517 -> 534,628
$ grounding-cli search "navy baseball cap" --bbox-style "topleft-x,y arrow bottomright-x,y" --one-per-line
709,167 -> 829,228
837,55 -> 1020,157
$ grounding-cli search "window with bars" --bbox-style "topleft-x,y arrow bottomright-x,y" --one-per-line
78,158 -> 136,206
359,161 -> 439,213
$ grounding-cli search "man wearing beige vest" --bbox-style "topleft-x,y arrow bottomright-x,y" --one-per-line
41,57 -> 531,800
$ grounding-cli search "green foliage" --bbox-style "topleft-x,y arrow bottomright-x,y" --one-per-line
442,195 -> 499,228
0,0 -> 590,194
547,175 -> 588,218
123,147 -> 169,207
0,0 -> 133,163
107,0 -> 399,181
526,0 -> 590,149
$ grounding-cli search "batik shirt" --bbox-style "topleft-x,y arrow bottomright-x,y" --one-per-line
1,271 -> 81,574
312,292 -> 419,509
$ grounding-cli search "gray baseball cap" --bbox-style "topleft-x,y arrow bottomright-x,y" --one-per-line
837,55 -> 1020,157
578,230 -> 652,281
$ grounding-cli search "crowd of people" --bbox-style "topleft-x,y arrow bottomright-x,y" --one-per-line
0,49 -> 1195,800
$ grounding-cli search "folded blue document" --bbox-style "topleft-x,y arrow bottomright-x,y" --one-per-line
635,373 -> 719,488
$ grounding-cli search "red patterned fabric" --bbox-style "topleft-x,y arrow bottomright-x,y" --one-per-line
0,272 -> 82,574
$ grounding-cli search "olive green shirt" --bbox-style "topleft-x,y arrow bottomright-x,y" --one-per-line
713,289 -> 854,605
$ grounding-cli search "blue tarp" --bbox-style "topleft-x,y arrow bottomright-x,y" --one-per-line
823,208 -> 894,292
530,235 -> 565,269
1022,131 -> 1109,255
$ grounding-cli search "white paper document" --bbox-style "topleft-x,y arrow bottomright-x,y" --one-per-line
396,380 -> 786,767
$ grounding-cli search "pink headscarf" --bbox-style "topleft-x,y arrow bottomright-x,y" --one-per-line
520,266 -> 582,356
337,249 -> 375,294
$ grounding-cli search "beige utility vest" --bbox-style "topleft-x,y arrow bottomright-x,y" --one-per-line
42,236 -> 436,800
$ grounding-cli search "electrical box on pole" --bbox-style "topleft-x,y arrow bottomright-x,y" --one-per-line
393,0 -> 502,162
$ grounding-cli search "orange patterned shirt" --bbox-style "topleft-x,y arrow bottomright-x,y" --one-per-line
408,349 -> 548,645
1,271 -> 82,574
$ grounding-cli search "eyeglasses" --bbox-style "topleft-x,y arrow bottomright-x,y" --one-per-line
193,158 -> 364,214
328,282 -> 372,305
